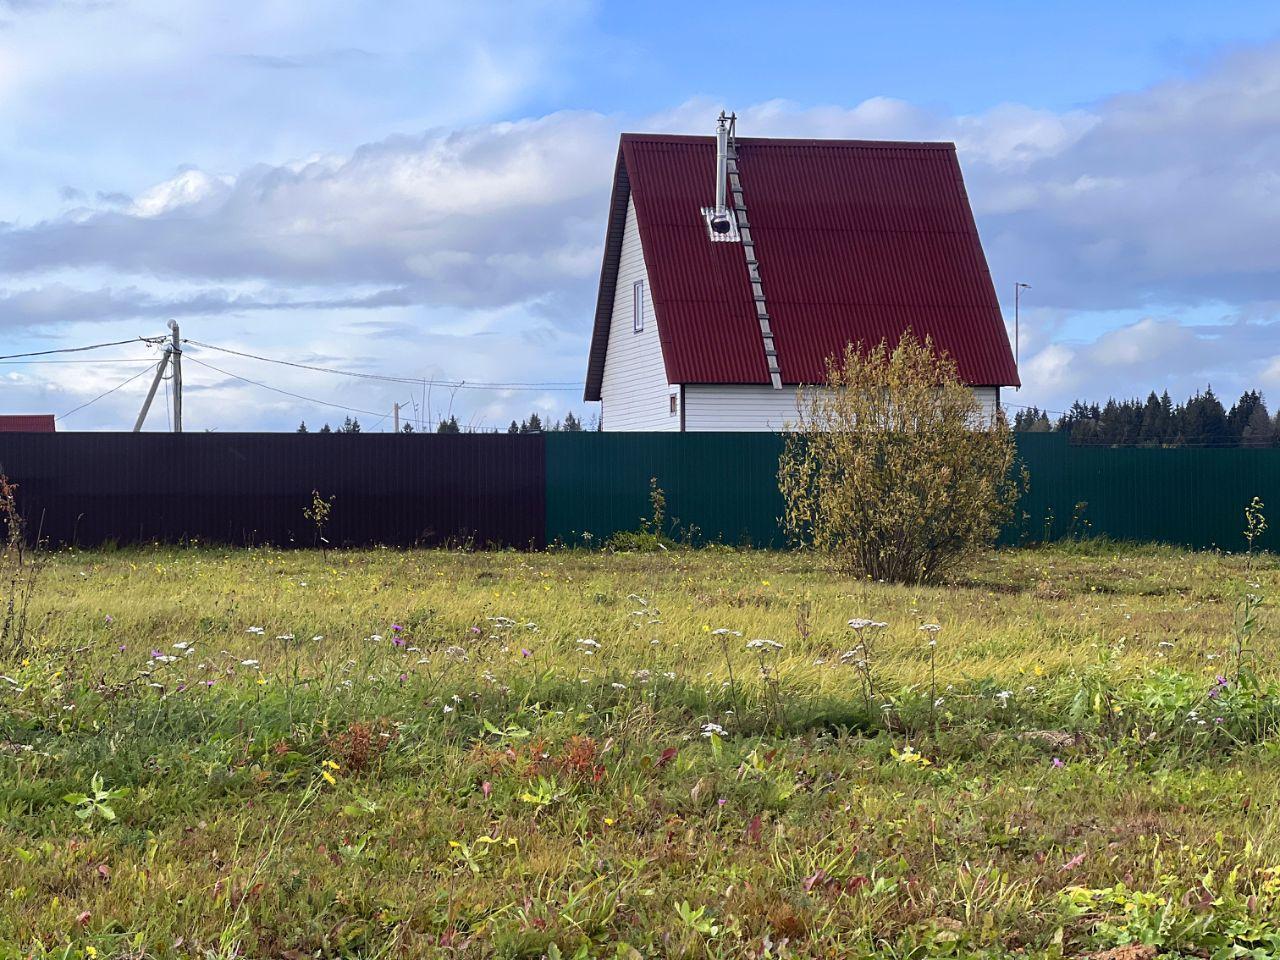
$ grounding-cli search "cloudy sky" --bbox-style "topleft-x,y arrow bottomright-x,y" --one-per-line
5,0 -> 1280,431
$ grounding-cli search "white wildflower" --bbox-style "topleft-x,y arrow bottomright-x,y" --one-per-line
847,618 -> 887,631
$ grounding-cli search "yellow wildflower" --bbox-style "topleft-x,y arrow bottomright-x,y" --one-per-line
891,746 -> 932,767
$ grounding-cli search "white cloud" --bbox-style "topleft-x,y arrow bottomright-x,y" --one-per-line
0,110 -> 618,313
1261,356 -> 1280,390
130,170 -> 233,218
1014,313 -> 1280,415
1022,343 -> 1077,393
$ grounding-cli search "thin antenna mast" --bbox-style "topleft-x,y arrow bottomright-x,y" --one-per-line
1014,282 -> 1030,385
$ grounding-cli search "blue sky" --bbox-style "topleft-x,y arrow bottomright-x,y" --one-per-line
4,0 -> 1280,430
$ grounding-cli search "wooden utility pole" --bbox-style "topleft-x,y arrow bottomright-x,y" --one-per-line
393,402 -> 400,433
168,320 -> 183,432
134,347 -> 172,431
134,322 -> 184,431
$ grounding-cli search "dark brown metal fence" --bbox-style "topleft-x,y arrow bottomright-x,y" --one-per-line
0,433 -> 545,547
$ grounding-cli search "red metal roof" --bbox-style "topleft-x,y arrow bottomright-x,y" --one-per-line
584,134 -> 1019,400
0,414 -> 55,432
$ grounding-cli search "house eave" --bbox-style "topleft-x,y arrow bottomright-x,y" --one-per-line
583,147 -> 631,403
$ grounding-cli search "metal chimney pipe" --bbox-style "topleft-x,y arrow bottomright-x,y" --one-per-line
714,113 -> 729,219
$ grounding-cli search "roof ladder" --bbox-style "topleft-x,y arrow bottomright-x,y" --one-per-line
726,139 -> 783,390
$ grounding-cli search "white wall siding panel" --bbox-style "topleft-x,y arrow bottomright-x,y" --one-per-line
683,385 -> 805,432
973,387 -> 1000,423
684,385 -> 1001,432
599,196 -> 680,432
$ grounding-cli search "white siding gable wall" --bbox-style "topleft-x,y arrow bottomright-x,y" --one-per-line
599,196 -> 680,431
683,385 -> 1000,432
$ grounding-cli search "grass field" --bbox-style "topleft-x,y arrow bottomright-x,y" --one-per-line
3,543 -> 1280,959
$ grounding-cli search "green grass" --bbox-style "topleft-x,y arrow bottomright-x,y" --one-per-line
2,544 -> 1280,959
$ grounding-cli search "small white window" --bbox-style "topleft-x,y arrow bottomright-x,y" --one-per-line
669,394 -> 678,416
633,280 -> 645,333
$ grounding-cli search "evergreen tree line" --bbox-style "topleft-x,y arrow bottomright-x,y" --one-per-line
1012,387 -> 1279,447
295,411 -> 594,434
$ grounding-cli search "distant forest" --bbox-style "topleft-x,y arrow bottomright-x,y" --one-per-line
295,412 -> 592,434
1013,388 -> 1279,447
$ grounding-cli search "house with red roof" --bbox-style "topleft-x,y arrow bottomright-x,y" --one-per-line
0,414 -> 55,432
584,117 -> 1019,431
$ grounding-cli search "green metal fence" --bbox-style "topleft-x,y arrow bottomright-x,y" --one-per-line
545,432 -> 788,547
1010,433 -> 1280,549
546,432 -> 1280,550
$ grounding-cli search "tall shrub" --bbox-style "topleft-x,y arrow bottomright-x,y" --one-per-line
778,332 -> 1023,584
0,475 -> 42,660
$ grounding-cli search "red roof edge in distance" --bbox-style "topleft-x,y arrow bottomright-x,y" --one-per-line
0,414 -> 56,433
584,133 -> 1019,400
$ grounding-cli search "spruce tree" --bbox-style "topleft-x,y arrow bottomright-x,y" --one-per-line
1228,390 -> 1263,442
1242,403 -> 1276,448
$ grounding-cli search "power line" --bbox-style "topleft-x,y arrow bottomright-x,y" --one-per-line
0,337 -> 163,361
183,354 -> 391,419
1002,400 -> 1071,419
58,361 -> 160,421
182,338 -> 582,392
0,357 -> 159,365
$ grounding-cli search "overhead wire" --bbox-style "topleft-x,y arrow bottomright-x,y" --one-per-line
57,360 -> 160,421
0,357 -> 159,365
182,338 -> 582,392
183,354 -> 391,419
0,337 -> 164,361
